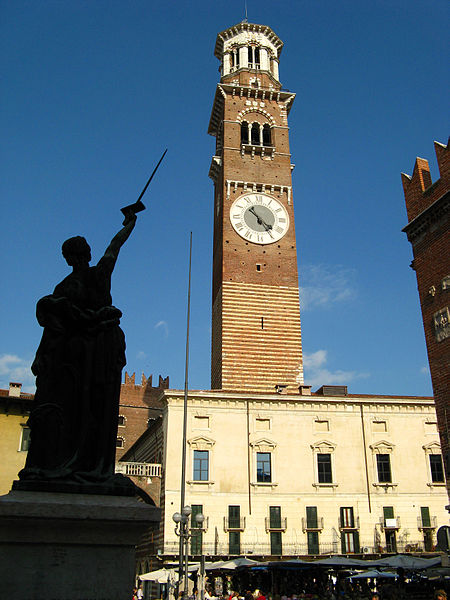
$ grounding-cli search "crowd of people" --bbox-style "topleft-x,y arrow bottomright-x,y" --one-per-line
199,581 -> 449,600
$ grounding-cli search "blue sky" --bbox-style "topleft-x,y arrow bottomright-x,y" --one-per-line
1,1 -> 448,396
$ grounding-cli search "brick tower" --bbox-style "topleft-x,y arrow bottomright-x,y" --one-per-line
208,22 -> 304,393
402,139 -> 449,498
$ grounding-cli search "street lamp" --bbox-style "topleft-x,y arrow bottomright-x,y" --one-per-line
173,506 -> 204,597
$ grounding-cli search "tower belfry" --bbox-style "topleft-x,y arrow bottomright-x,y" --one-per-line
208,22 -> 304,393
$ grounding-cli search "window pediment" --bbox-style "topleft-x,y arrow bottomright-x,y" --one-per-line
423,441 -> 441,454
369,440 -> 395,454
311,440 -> 336,453
188,436 -> 215,450
250,437 -> 276,452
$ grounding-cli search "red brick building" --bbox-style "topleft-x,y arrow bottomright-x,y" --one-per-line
402,139 -> 449,500
115,371 -> 168,460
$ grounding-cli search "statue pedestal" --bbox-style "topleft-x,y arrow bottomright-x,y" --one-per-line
0,489 -> 161,600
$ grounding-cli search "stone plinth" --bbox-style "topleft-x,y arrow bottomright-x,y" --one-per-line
0,489 -> 161,600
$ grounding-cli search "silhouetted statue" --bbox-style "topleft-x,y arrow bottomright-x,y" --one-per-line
18,213 -> 137,489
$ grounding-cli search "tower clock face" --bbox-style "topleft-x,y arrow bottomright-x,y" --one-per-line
229,193 -> 290,244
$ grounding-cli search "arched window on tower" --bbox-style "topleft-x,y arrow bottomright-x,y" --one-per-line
251,123 -> 260,145
231,48 -> 240,70
241,121 -> 249,144
254,47 -> 260,68
262,124 -> 272,147
248,46 -> 261,69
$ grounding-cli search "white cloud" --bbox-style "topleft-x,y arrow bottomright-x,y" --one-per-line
136,350 -> 148,360
420,365 -> 430,375
303,349 -> 369,389
300,264 -> 357,311
0,354 -> 35,392
155,320 -> 169,339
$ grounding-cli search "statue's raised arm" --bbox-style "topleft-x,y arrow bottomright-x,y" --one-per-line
98,212 -> 137,273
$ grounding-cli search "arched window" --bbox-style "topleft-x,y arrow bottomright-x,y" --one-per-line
248,46 -> 261,69
251,123 -> 260,145
262,124 -> 272,146
116,437 -> 124,448
241,121 -> 249,144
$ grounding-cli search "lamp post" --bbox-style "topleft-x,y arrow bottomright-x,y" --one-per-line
173,506 -> 204,598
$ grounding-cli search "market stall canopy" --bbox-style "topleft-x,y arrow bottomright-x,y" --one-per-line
365,555 -> 442,569
139,568 -> 178,583
205,557 -> 262,570
314,556 -> 368,568
348,569 -> 398,580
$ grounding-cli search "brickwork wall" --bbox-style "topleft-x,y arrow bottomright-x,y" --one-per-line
220,280 -> 303,391
402,139 -> 449,498
116,371 -> 168,460
210,79 -> 303,392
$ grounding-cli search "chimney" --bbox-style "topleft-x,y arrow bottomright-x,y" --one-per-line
9,382 -> 22,397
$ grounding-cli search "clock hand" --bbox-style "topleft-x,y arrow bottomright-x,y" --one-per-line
249,206 -> 273,232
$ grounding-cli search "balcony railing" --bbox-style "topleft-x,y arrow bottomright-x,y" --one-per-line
161,538 -> 427,557
265,517 -> 287,532
224,516 -> 246,531
302,516 -> 324,532
417,515 -> 437,530
379,516 -> 401,531
115,462 -> 161,478
338,516 -> 360,530
191,516 -> 209,532
240,144 -> 275,159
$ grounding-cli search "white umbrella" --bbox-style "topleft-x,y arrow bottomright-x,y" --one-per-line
140,568 -> 179,584
205,557 -> 261,570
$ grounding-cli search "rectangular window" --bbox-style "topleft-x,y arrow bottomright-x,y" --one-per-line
307,531 -> 319,555
270,531 -> 282,555
317,453 -> 332,483
20,427 -> 31,451
255,418 -> 270,431
430,454 -> 445,482
193,450 -> 209,481
421,506 -> 431,528
269,506 -> 281,529
341,531 -> 360,553
229,531 -> 240,555
256,452 -> 272,483
306,506 -> 318,529
314,419 -> 329,432
190,504 -> 203,554
117,415 -> 125,426
376,454 -> 392,483
193,416 -> 209,429
383,506 -> 394,519
372,420 -> 387,432
340,507 -> 355,528
228,505 -> 241,529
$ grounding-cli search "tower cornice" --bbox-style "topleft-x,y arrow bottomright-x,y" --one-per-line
214,22 -> 283,60
208,83 -> 296,137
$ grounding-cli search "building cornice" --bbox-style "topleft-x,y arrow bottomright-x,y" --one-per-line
402,190 -> 449,244
159,388 -> 434,409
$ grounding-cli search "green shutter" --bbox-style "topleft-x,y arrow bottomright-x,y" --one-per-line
421,506 -> 431,527
353,531 -> 360,553
383,506 -> 394,520
270,506 -> 281,528
306,506 -> 318,528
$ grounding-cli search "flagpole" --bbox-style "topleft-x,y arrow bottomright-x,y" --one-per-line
178,231 -> 193,594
